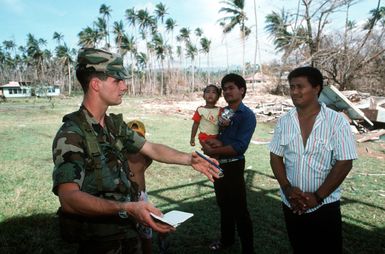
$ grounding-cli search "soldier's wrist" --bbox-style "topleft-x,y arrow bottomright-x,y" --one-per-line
118,202 -> 128,218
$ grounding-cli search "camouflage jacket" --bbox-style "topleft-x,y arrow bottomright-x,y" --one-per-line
52,106 -> 145,202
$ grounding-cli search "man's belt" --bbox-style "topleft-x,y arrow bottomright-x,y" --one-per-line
218,158 -> 240,164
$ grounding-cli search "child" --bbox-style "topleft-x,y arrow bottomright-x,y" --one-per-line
190,84 -> 222,147
127,120 -> 153,254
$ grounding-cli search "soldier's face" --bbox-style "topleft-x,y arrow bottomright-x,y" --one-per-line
99,77 -> 128,106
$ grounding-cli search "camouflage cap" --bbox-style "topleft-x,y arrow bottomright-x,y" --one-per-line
127,120 -> 146,138
76,48 -> 128,80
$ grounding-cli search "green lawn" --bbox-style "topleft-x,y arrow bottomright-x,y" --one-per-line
0,96 -> 384,254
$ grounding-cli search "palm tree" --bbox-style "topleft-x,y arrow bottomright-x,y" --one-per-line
165,17 -> 177,87
155,3 -> 167,24
125,7 -> 137,33
200,37 -> 211,83
55,44 -> 74,95
113,20 -> 125,53
137,9 -> 158,92
179,27 -> 191,43
3,40 -> 16,57
218,0 -> 249,76
52,32 -> 64,46
185,42 -> 197,92
178,27 -> 191,87
99,4 -> 112,47
26,33 -> 45,81
165,18 -> 177,47
135,52 -> 148,94
194,28 -> 203,71
219,21 -> 230,73
265,9 -> 295,57
94,17 -> 108,48
78,26 -> 100,47
152,33 -> 167,95
121,34 -> 137,95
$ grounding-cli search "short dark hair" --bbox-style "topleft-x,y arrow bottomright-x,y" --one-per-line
288,66 -> 323,96
76,67 -> 108,93
203,84 -> 221,97
221,73 -> 247,98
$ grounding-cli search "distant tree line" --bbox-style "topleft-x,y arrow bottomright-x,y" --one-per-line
0,0 -> 384,96
264,0 -> 385,96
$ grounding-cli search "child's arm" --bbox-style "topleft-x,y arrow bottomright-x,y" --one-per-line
190,108 -> 202,146
190,121 -> 199,146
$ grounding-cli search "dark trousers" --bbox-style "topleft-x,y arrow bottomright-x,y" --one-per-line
214,159 -> 254,254
78,236 -> 142,254
283,201 -> 342,254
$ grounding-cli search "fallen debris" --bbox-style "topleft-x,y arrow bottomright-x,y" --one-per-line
356,129 -> 385,143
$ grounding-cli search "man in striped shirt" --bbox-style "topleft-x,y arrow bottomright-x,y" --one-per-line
269,66 -> 357,254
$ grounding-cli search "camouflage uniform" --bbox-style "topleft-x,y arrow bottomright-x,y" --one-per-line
52,48 -> 145,253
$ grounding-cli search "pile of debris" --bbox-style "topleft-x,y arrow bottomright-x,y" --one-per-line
252,84 -> 385,143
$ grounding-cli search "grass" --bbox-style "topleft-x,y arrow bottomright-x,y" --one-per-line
0,96 -> 384,254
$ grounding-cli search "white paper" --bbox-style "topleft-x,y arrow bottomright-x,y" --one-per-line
150,210 -> 194,227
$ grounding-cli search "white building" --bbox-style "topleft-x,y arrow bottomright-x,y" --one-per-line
0,81 -> 32,98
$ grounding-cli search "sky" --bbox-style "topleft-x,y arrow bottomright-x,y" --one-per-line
0,0 -> 381,68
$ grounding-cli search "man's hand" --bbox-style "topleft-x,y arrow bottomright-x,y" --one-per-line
302,192 -> 322,209
218,116 -> 231,127
124,201 -> 175,234
284,186 -> 309,215
191,152 -> 221,182
205,139 -> 223,148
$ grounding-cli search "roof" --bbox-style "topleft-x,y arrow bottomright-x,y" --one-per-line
319,84 -> 373,126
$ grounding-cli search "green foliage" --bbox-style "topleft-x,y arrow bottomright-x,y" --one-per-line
0,96 -> 384,254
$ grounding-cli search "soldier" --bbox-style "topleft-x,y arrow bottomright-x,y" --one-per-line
52,48 -> 221,254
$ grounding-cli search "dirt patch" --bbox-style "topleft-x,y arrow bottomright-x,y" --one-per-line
357,142 -> 385,160
140,83 -> 288,118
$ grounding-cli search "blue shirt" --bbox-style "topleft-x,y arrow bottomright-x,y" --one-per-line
269,103 -> 358,212
219,102 -> 256,160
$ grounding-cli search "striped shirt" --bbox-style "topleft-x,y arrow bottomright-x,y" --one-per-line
269,102 -> 358,213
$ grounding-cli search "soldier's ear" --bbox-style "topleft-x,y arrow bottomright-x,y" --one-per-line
89,77 -> 101,92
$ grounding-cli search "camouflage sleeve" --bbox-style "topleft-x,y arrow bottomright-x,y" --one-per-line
52,121 -> 86,195
122,122 -> 146,154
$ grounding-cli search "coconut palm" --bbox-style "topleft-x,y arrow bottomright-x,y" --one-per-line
94,17 -> 108,48
179,27 -> 191,43
152,33 -> 167,95
165,18 -> 177,44
78,26 -> 100,48
218,21 -> 230,73
121,34 -> 137,95
52,32 -> 64,46
218,0 -> 249,76
265,10 -> 293,54
99,4 -> 112,47
185,42 -> 197,92
195,28 -> 203,38
112,20 -> 125,53
26,33 -> 45,81
55,44 -> 74,95
135,52 -> 148,94
125,7 -> 137,36
194,28 -> 203,71
365,6 -> 385,29
200,37 -> 211,83
155,2 -> 168,24
178,27 -> 191,86
3,40 -> 16,57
